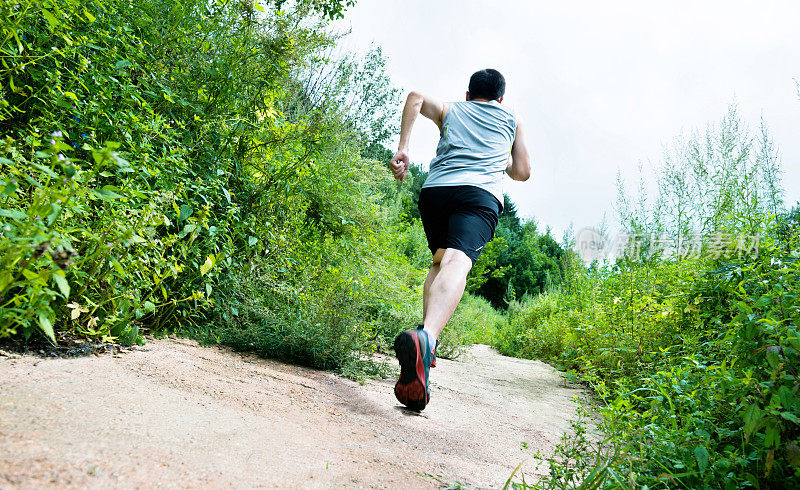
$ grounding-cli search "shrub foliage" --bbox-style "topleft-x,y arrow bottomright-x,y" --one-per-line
0,0 -> 514,373
0,0 -> 416,368
501,111 -> 799,488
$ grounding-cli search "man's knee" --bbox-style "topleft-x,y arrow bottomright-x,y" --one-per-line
441,248 -> 473,271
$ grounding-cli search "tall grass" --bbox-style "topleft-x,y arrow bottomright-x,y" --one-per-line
502,108 -> 800,487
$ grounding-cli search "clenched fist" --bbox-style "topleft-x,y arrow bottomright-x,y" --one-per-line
389,149 -> 410,181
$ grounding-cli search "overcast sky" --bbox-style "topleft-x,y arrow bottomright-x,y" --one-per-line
338,0 -> 800,238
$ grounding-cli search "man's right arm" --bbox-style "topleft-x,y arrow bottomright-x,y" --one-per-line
506,119 -> 531,181
390,91 -> 447,181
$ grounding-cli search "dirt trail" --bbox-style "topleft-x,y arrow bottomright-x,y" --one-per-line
1,338 -> 583,488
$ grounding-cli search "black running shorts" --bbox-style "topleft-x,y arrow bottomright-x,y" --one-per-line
417,185 -> 501,265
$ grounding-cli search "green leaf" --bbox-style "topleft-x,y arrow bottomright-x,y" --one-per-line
91,188 -> 124,201
42,9 -> 59,28
3,180 -> 18,195
248,236 -> 257,246
765,346 -> 781,368
63,91 -> 79,101
46,203 -> 62,226
781,412 -> 799,424
694,445 -> 709,475
179,204 -> 193,221
38,310 -> 56,343
53,272 -> 70,299
83,8 -> 96,22
779,386 -> 796,411
0,208 -> 27,221
501,460 -> 524,490
115,60 -> 132,68
32,163 -> 58,178
22,269 -> 39,281
111,258 -> 126,276
180,223 -> 197,238
200,255 -> 214,276
11,30 -> 22,53
744,403 -> 764,439
765,422 -> 780,447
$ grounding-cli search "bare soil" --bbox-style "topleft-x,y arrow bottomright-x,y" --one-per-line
0,338 -> 584,489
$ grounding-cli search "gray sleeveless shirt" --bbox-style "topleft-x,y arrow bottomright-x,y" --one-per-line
422,100 -> 516,206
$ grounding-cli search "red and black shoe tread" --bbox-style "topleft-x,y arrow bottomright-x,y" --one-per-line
393,330 -> 429,411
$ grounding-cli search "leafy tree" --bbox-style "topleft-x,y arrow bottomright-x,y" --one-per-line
272,0 -> 355,19
498,194 -> 522,233
0,0 -> 425,377
475,230 -> 564,308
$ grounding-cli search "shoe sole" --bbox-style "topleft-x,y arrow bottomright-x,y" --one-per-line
393,330 -> 428,411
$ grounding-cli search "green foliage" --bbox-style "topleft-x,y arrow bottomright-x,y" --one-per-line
0,0 -> 425,379
511,231 -> 800,488
213,236 -> 421,372
0,0 -> 239,342
466,196 -> 566,309
495,292 -> 578,362
0,134 -> 200,345
436,293 -> 506,358
617,104 -> 783,240
504,113 -> 799,487
271,0 -> 355,19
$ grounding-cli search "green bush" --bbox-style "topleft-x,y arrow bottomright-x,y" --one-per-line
509,109 -> 798,487
496,292 -> 570,360
213,211 -> 424,373
0,0 -> 427,381
515,236 -> 800,488
0,0 -> 238,342
435,293 -> 505,359
214,260 -> 372,371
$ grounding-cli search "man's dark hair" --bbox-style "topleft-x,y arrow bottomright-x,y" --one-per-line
468,69 -> 506,101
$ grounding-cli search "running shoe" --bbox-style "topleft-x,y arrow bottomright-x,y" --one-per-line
419,324 -> 440,368
393,327 -> 433,411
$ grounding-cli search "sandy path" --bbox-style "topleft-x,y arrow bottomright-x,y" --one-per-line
0,338 -> 583,489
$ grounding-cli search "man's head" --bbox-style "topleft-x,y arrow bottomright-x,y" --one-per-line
466,69 -> 505,103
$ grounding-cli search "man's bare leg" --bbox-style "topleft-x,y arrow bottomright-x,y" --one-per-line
421,248 -> 473,348
422,254 -> 443,319
393,248 -> 471,410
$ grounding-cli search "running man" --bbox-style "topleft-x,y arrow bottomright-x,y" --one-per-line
389,69 -> 531,411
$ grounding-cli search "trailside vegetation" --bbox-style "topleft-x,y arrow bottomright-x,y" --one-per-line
0,0 -> 422,374
0,0 -> 537,375
502,107 -> 800,488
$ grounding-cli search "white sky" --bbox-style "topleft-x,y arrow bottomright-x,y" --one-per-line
338,0 -> 800,238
